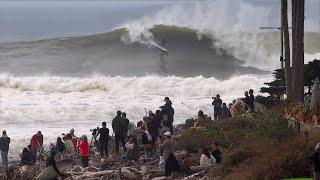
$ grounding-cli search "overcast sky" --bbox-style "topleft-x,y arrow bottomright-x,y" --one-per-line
0,0 -> 318,42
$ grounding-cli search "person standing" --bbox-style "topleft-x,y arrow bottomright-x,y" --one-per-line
121,112 -> 130,141
248,89 -> 255,112
148,110 -> 160,157
97,122 -> 109,159
112,111 -> 127,154
243,91 -> 250,110
212,94 -> 222,120
56,137 -> 66,154
31,131 -> 43,150
160,132 -> 174,164
221,103 -> 231,119
77,135 -> 90,167
163,97 -> 175,134
141,126 -> 153,158
0,131 -> 10,168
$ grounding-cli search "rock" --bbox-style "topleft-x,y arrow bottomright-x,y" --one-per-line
121,167 -> 135,179
151,176 -> 167,180
83,166 -> 99,172
140,165 -> 148,175
71,166 -> 82,172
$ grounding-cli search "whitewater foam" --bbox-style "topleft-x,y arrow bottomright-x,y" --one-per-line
0,74 -> 272,160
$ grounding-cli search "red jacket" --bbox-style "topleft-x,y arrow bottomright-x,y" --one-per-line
31,134 -> 43,149
77,140 -> 89,157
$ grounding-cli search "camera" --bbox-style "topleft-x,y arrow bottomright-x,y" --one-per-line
90,127 -> 99,136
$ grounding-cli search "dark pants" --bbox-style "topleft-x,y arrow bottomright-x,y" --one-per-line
168,122 -> 174,134
214,110 -> 221,120
115,133 -> 126,153
81,156 -> 89,167
1,151 -> 8,168
99,142 -> 108,158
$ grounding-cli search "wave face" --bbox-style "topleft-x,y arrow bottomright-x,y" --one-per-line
1,25 -> 319,80
0,25 -> 271,79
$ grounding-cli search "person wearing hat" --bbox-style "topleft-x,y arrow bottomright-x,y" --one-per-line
63,128 -> 77,150
163,97 -> 175,134
160,131 -> 174,163
30,131 -> 43,150
0,130 -> 10,168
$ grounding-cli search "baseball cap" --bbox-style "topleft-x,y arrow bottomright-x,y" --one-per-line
164,131 -> 171,136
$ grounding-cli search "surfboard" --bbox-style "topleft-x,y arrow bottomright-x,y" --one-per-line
36,159 -> 73,180
157,46 -> 168,52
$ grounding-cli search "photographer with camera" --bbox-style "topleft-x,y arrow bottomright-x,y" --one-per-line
212,94 -> 222,120
96,122 -> 109,159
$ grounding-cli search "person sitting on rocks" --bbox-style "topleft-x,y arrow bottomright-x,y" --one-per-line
211,142 -> 222,164
200,147 -> 216,166
191,110 -> 206,130
180,152 -> 192,176
125,137 -> 140,161
20,148 -> 33,166
165,153 -> 180,177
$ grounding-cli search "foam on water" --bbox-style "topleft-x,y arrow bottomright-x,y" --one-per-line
0,74 -> 272,160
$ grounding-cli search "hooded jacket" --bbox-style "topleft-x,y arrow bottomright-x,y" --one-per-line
0,135 -> 10,151
31,134 -> 43,149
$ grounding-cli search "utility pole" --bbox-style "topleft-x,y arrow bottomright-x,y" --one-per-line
282,0 -> 292,95
291,0 -> 305,102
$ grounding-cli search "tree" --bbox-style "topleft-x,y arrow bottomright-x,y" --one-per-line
261,69 -> 285,98
261,59 -> 320,98
282,0 -> 292,95
291,0 -> 305,102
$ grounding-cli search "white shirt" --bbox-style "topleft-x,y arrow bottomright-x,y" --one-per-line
200,154 -> 216,166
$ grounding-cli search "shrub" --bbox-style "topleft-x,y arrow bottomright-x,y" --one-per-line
224,131 -> 320,179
